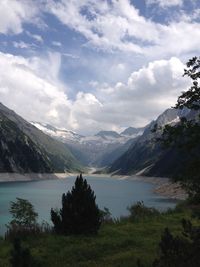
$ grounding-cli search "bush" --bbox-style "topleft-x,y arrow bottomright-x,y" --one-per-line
153,219 -> 200,267
51,174 -> 102,235
138,219 -> 200,267
128,201 -> 159,221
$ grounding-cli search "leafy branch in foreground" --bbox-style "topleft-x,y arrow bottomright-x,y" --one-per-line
176,56 -> 200,110
154,56 -> 200,201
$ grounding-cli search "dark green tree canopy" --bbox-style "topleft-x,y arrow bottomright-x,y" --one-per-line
51,174 -> 101,235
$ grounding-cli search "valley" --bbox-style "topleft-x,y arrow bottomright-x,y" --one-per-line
0,101 -> 194,183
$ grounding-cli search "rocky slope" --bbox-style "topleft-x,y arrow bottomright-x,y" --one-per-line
108,108 -> 190,176
0,103 -> 83,173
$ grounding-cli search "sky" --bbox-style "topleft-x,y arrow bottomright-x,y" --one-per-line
0,0 -> 199,135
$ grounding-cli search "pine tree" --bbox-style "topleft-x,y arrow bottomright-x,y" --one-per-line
51,174 -> 101,235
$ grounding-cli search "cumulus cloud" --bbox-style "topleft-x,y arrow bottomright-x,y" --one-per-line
0,51 -> 190,135
89,57 -> 190,130
0,52 -> 73,128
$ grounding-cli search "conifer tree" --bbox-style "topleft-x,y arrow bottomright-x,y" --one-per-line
51,174 -> 101,235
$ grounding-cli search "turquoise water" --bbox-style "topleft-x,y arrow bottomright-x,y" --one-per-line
0,175 -> 177,235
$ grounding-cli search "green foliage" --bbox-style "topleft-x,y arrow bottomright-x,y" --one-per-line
10,238 -> 32,267
51,174 -> 102,235
152,219 -> 200,267
5,198 -> 46,240
0,208 -> 196,267
128,201 -> 159,221
176,56 -> 200,110
9,198 -> 38,228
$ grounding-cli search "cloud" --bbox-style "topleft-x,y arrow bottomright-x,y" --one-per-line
26,31 -> 43,43
0,0 -> 41,34
52,41 -> 62,47
0,51 -> 190,135
62,53 -> 79,59
146,0 -> 183,8
13,41 -> 34,49
45,0 -> 200,57
86,57 -> 190,130
0,52 -> 73,128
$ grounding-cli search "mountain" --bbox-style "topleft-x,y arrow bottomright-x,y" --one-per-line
121,127 -> 144,136
31,122 -> 146,167
108,108 -> 185,176
0,103 -> 83,173
31,122 -> 83,143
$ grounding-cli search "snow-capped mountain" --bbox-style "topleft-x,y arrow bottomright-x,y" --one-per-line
31,122 -> 83,143
31,122 -> 145,167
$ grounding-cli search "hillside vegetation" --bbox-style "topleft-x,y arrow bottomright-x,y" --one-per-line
0,206 -> 198,267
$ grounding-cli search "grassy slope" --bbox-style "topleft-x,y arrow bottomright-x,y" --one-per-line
0,209 -> 199,267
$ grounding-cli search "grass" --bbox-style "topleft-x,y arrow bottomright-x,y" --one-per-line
0,206 -> 199,267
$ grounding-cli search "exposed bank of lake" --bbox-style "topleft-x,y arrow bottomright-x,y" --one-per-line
0,172 -> 187,200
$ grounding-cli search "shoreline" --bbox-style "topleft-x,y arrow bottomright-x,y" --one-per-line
127,176 -> 187,200
0,172 -> 187,200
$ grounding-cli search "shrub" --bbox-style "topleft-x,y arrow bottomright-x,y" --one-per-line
138,219 -> 200,267
128,201 -> 159,221
152,219 -> 200,267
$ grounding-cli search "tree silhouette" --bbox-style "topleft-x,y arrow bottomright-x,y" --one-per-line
51,174 -> 101,235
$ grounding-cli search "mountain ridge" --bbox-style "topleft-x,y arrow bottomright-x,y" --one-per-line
0,103 -> 83,173
108,108 -> 186,176
31,122 -> 146,167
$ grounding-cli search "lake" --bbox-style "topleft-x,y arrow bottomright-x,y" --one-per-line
0,175 -> 177,235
